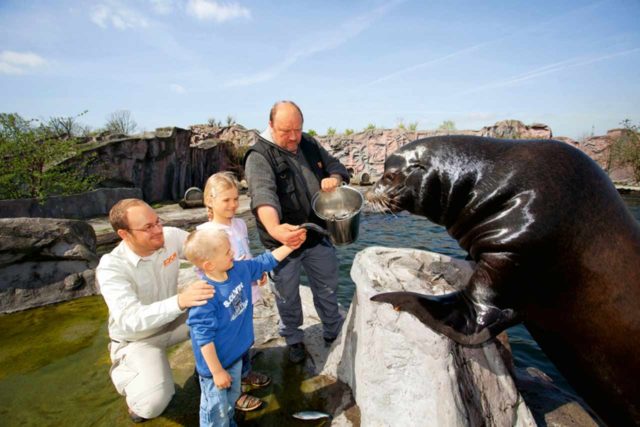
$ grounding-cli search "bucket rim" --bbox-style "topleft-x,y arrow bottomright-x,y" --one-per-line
311,185 -> 365,221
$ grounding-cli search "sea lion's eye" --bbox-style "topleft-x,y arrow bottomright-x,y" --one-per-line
407,163 -> 425,173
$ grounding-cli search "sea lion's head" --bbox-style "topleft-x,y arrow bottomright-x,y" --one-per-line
366,145 -> 429,214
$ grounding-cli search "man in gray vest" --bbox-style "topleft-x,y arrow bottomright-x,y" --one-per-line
244,100 -> 349,363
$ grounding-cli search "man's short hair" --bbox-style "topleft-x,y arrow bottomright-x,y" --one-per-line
109,198 -> 148,232
269,100 -> 304,124
183,228 -> 229,267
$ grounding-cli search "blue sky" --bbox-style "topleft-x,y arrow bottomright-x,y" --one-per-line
1,0 -> 638,139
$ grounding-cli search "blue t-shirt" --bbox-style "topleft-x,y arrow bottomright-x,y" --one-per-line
187,252 -> 277,377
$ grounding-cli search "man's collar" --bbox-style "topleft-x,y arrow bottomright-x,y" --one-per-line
259,127 -> 299,155
259,127 -> 273,142
121,241 -> 164,266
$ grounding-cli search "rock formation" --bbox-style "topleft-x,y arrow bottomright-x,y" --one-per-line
316,120 -> 555,180
479,120 -> 552,139
557,129 -> 636,184
320,246 -> 600,426
70,127 -> 240,203
322,246 -> 537,426
50,121 -> 636,212
0,218 -> 99,313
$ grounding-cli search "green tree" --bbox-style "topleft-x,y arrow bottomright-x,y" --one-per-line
438,120 -> 456,132
327,127 -> 336,136
365,123 -> 376,131
307,129 -> 317,137
408,121 -> 418,131
344,128 -> 354,136
0,113 -> 99,200
610,119 -> 640,182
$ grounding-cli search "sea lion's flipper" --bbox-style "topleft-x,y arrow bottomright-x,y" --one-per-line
370,291 -> 518,346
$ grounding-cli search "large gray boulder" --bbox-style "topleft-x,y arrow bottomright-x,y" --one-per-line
323,247 -> 536,426
0,218 -> 99,313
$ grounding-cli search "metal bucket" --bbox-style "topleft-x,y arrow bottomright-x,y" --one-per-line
311,185 -> 364,246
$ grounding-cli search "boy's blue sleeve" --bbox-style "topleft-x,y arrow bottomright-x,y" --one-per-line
246,252 -> 278,281
187,302 -> 218,348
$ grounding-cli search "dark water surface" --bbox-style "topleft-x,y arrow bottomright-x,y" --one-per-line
0,192 -> 638,426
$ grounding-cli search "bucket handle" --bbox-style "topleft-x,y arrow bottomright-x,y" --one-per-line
299,222 -> 331,237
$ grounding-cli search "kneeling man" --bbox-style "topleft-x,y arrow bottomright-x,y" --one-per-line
96,199 -> 214,422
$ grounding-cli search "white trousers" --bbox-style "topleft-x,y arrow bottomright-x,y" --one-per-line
108,314 -> 189,419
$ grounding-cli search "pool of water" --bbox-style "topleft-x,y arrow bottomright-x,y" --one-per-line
1,192 -> 638,426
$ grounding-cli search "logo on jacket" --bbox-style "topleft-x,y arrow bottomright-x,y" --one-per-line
163,252 -> 177,266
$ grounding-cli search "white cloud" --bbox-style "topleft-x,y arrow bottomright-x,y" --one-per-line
170,83 -> 186,94
0,50 -> 47,75
90,3 -> 149,30
186,0 -> 250,23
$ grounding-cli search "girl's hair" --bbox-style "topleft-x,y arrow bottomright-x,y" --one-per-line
203,172 -> 239,217
183,228 -> 229,267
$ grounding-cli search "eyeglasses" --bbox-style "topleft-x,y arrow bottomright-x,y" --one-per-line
127,219 -> 163,233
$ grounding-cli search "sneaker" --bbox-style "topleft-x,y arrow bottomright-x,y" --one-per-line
288,342 -> 306,364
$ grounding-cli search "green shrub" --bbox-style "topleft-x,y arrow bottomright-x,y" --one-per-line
327,127 -> 336,136
0,113 -> 99,201
365,123 -> 376,131
610,119 -> 640,182
438,120 -> 456,131
344,128 -> 354,136
307,129 -> 317,137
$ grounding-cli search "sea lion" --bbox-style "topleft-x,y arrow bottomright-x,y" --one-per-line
367,135 -> 640,426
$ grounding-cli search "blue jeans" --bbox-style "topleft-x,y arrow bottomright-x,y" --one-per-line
198,358 -> 242,427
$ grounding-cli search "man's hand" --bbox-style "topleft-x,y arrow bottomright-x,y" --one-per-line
178,280 -> 215,310
321,176 -> 341,192
213,368 -> 232,389
271,223 -> 306,247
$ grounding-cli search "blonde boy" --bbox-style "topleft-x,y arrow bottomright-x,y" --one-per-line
197,171 -> 270,410
184,228 -> 298,426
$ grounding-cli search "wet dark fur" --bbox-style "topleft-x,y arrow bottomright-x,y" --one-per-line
368,135 -> 640,426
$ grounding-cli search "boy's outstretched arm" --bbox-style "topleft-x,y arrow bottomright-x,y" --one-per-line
271,243 -> 299,261
201,342 -> 232,389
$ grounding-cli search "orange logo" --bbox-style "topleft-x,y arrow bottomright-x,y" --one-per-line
163,252 -> 177,267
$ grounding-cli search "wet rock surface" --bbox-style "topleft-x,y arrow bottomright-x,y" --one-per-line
0,218 -> 99,313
